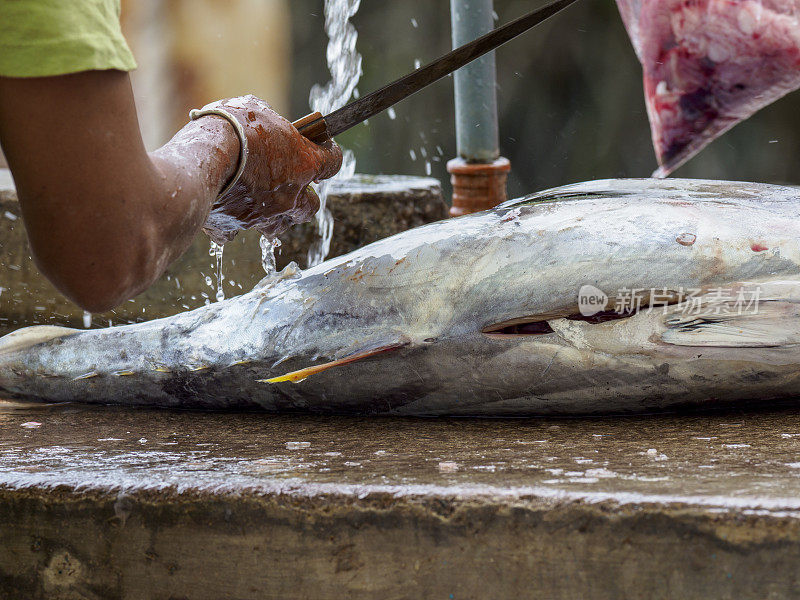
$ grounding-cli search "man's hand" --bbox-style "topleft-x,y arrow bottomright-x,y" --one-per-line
197,95 -> 343,244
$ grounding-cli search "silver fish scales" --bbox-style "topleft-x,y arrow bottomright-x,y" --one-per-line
3,178 -> 800,415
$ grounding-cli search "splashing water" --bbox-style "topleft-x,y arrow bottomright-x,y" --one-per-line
209,241 -> 225,302
309,0 -> 362,115
307,0 -> 363,268
259,235 -> 282,276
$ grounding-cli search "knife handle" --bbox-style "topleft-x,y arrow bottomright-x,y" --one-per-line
292,112 -> 330,144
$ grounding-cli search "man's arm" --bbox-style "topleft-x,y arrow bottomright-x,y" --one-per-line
0,70 -> 235,312
0,71 -> 341,313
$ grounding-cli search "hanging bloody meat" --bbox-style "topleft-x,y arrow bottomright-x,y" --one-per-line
616,0 -> 800,177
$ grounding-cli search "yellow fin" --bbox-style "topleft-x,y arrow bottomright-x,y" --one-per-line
260,342 -> 407,384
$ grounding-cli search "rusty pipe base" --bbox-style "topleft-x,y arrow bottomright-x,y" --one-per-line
447,157 -> 511,217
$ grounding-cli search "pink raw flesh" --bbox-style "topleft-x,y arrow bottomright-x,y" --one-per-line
616,0 -> 800,176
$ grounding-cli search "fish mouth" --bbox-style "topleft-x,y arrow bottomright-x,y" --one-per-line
481,290 -> 690,339
481,309 -> 638,339
482,317 -> 556,338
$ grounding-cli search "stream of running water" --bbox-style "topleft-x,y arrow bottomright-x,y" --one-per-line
260,0 -> 363,275
217,0 -> 364,292
209,241 -> 225,302
303,0 -> 363,268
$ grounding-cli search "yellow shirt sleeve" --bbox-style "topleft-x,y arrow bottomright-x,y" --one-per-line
0,0 -> 137,78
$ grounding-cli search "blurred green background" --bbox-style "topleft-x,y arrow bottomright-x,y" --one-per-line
9,0 -> 796,201
290,0 -> 800,199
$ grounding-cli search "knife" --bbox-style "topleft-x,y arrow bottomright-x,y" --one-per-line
292,0 -> 581,144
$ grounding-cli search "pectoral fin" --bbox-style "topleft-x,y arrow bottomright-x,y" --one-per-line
260,341 -> 408,384
662,302 -> 800,347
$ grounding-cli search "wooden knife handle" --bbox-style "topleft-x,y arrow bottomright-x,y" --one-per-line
292,112 -> 330,144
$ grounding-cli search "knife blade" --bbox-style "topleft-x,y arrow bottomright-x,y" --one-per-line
292,0 -> 581,144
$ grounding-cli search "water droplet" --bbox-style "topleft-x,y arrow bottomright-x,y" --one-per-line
286,441 -> 311,450
82,311 -> 92,329
411,18 -> 418,28
260,236 -> 282,275
387,107 -> 396,120
210,241 -> 225,302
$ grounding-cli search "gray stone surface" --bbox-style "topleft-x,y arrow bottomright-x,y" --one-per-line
0,170 -> 446,335
1,401 -> 800,598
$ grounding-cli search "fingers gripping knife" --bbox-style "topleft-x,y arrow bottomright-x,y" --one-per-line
291,111 -> 329,145
291,0 -> 581,148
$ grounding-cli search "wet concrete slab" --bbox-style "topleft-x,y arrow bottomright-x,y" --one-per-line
3,401 -> 800,598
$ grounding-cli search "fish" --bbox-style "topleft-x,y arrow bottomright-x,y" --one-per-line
3,177 -> 800,416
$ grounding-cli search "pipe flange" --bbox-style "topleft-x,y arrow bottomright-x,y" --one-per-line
447,157 -> 511,217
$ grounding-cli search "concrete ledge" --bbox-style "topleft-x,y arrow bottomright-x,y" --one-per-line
2,402 -> 800,598
0,171 -> 446,334
6,488 -> 800,600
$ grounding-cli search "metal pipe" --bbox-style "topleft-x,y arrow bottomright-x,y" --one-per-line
448,0 -> 510,217
450,0 -> 500,162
